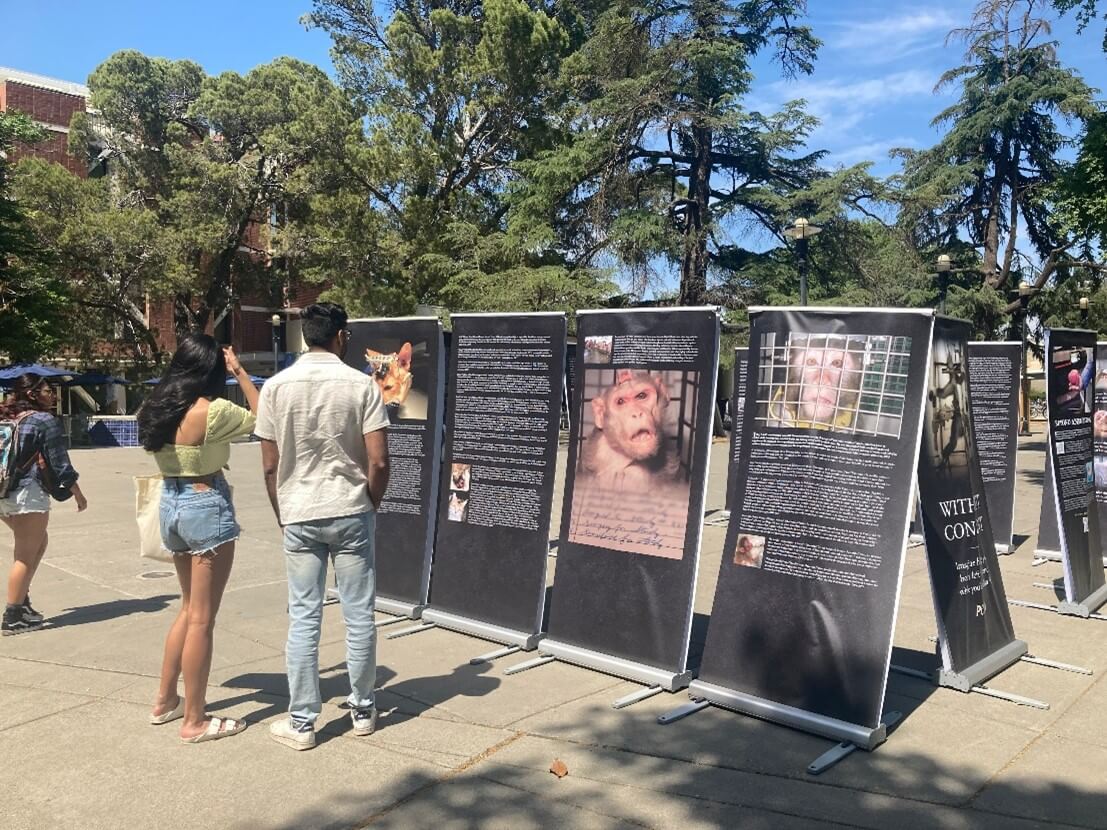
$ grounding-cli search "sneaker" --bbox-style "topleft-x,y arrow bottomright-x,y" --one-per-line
20,596 -> 43,624
351,706 -> 377,736
2,606 -> 43,636
269,717 -> 315,751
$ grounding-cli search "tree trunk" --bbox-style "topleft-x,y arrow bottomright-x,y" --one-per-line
680,122 -> 711,306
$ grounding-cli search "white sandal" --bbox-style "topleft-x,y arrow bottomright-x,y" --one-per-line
149,698 -> 185,725
180,716 -> 246,744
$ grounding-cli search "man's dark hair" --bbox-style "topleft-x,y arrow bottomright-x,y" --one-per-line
301,302 -> 349,348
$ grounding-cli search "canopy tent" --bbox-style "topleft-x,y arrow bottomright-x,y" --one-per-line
0,364 -> 71,384
142,375 -> 266,386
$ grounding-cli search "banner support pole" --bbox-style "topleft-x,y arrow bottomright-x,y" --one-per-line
503,654 -> 557,675
469,645 -> 522,665
611,685 -> 664,709
1020,654 -> 1093,675
384,621 -> 437,639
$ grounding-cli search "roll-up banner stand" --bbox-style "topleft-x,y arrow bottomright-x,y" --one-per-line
686,307 -> 933,751
511,307 -> 719,694
965,342 -> 1021,553
1044,328 -> 1107,616
421,313 -> 567,651
346,317 -> 445,618
716,348 -> 749,524
916,318 -> 1026,689
1036,342 -> 1107,567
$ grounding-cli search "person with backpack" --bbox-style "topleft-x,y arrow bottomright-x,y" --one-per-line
0,373 -> 87,636
138,335 -> 259,744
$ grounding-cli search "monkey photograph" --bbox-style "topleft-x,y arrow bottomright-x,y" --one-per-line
757,332 -> 911,440
566,367 -> 696,559
1052,346 -> 1093,417
450,462 -> 471,492
583,336 -> 613,364
924,333 -> 969,476
448,491 -> 470,522
732,533 -> 765,569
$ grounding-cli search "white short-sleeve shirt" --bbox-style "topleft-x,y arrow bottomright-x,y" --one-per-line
254,351 -> 389,525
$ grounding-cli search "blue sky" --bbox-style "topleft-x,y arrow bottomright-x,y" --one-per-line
3,0 -> 1103,176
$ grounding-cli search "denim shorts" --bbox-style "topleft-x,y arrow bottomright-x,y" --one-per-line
0,479 -> 51,516
159,475 -> 239,555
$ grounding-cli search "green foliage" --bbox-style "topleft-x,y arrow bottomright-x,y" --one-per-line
896,0 -> 1097,295
1052,0 -> 1107,49
70,50 -> 363,342
305,0 -> 573,315
0,111 -> 71,361
12,158 -> 171,363
509,0 -> 823,305
945,283 -> 1011,339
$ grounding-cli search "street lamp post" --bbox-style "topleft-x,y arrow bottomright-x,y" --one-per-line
1016,281 -> 1036,436
270,313 -> 281,375
783,217 -> 822,305
936,254 -> 952,314
1080,295 -> 1090,327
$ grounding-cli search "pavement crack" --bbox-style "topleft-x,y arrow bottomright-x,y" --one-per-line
352,731 -> 525,828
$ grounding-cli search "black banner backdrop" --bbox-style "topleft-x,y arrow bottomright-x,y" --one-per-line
723,348 -> 749,512
917,318 -> 1022,681
966,342 -> 1021,552
694,307 -> 933,742
1036,465 -> 1062,556
1044,327 -> 1107,613
543,308 -> 719,684
424,313 -> 566,646
346,318 -> 445,614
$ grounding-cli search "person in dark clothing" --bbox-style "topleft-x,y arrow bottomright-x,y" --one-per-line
0,374 -> 87,635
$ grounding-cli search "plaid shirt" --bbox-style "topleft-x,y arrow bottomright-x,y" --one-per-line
13,411 -> 78,492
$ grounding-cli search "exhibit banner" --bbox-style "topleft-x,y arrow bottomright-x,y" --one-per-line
1044,327 -> 1105,607
545,307 -> 720,682
1036,465 -> 1061,557
346,317 -> 445,613
695,307 -> 933,738
966,342 -> 1021,552
917,319 -> 1020,678
425,313 -> 566,644
723,348 -> 749,511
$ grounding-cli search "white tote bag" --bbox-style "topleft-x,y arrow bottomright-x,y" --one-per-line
134,475 -> 173,563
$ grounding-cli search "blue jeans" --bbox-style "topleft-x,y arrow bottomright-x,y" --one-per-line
283,511 -> 376,727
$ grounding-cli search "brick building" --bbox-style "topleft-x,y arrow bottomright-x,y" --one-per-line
1,66 -> 329,375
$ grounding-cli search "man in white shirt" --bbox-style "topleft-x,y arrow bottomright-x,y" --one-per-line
254,303 -> 390,751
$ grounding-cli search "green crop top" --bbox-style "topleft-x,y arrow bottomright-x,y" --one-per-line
151,397 -> 257,476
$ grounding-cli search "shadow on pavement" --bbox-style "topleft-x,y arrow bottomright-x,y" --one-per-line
43,594 -> 176,630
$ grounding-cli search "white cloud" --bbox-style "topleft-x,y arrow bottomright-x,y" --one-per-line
826,136 -> 919,167
823,9 -> 960,65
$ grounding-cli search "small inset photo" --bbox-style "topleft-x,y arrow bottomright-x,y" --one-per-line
448,491 -> 470,522
733,533 -> 766,569
450,462 -> 471,492
583,335 -> 613,364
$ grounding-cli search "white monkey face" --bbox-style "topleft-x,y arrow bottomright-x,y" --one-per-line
795,346 -> 859,423
600,377 -> 664,461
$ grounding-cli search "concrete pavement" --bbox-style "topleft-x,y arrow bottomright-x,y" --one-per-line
1,431 -> 1105,829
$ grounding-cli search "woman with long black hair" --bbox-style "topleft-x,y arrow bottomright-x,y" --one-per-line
138,335 -> 258,743
0,374 -> 87,635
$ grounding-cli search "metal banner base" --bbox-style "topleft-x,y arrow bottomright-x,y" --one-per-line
995,543 -> 1014,555
1058,581 -> 1107,618
1032,549 -> 1107,567
421,607 -> 542,654
376,596 -> 425,620
936,639 -> 1028,692
673,679 -> 888,751
537,638 -> 693,693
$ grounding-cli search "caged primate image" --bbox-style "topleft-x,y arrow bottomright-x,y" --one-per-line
578,369 -> 683,491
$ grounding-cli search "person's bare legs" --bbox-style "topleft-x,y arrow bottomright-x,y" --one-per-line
4,512 -> 49,606
151,554 -> 192,719
178,541 -> 236,740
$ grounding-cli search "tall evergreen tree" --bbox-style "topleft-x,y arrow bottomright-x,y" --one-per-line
508,0 -> 822,305
897,0 -> 1098,312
